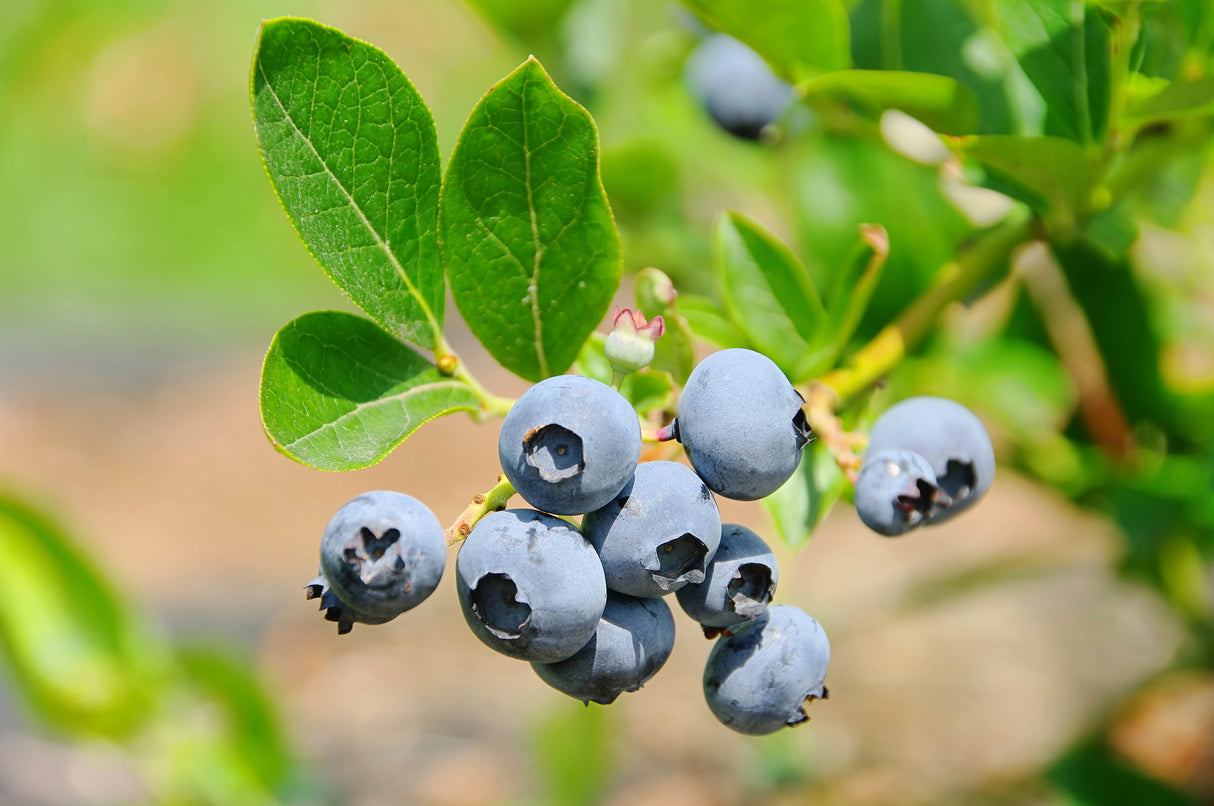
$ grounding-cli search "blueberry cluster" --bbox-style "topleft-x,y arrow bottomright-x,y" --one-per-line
854,396 -> 995,537
303,351 -> 994,734
306,348 -> 831,735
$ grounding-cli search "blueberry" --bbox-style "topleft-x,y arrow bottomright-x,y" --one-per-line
676,523 -> 778,633
865,396 -> 995,523
853,449 -> 945,537
532,592 -> 676,705
675,348 -> 811,500
685,34 -> 793,140
498,375 -> 642,516
306,491 -> 445,634
456,509 -> 607,663
703,604 -> 830,735
583,460 -> 722,598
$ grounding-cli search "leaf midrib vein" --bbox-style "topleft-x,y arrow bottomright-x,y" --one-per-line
257,59 -> 439,342
280,379 -> 473,450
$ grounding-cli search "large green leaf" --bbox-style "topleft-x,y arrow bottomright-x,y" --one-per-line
715,211 -> 825,382
991,0 -> 1113,143
260,311 -> 479,470
0,493 -> 160,739
251,18 -> 444,348
850,0 -> 1026,135
682,0 -> 851,79
800,70 -> 979,134
441,58 -> 620,381
958,134 -> 1095,229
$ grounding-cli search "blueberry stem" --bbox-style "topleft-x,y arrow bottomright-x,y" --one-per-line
445,475 -> 517,546
434,334 -> 516,420
642,422 -> 679,443
818,209 -> 1033,406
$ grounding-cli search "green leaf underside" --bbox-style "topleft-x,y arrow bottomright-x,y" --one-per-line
252,18 -> 444,348
716,212 -> 825,381
800,70 -> 979,134
1125,75 -> 1214,123
441,58 -> 620,382
682,0 -> 851,79
260,312 -> 479,471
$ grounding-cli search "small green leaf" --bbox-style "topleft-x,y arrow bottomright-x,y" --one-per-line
0,492 -> 160,739
958,134 -> 1095,228
682,0 -> 851,79
678,295 -> 750,349
620,370 -> 675,416
809,225 -> 890,376
260,311 -> 479,470
715,212 -> 826,381
1125,76 -> 1214,124
441,58 -> 621,382
991,0 -> 1113,143
800,70 -> 980,134
762,441 -> 847,548
532,703 -> 614,806
252,18 -> 444,347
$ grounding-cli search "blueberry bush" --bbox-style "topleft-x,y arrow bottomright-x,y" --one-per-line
2,0 -> 1214,802
249,0 -> 1214,761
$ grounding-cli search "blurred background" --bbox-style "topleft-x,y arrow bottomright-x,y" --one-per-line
2,0 -> 1214,804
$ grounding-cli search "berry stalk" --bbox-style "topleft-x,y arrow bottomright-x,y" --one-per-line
445,475 -> 517,546
819,208 -> 1033,407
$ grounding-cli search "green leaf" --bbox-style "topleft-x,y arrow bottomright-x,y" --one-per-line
532,703 -> 614,806
958,134 -> 1095,228
800,70 -> 980,134
620,369 -> 675,416
682,0 -> 851,79
1048,737 -> 1195,806
762,440 -> 847,548
1052,240 -> 1176,430
441,58 -> 621,381
815,225 -> 890,373
1125,76 -> 1214,124
259,311 -> 479,470
715,212 -> 826,381
789,131 -> 975,340
677,295 -> 751,349
0,492 -> 160,739
251,18 -> 444,348
176,647 -> 294,791
851,0 -> 1027,135
991,0 -> 1113,143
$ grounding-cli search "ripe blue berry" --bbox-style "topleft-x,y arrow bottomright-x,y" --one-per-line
853,449 -> 944,537
685,34 -> 793,141
307,491 -> 446,634
703,604 -> 830,735
456,509 -> 607,663
676,523 -> 778,633
532,592 -> 676,705
675,349 -> 811,501
865,396 -> 995,524
498,375 -> 642,516
583,460 -> 722,598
